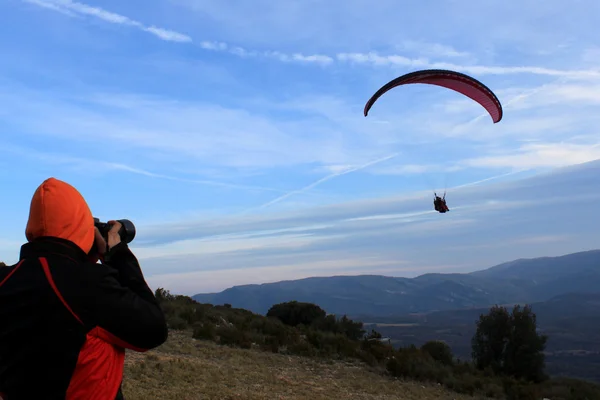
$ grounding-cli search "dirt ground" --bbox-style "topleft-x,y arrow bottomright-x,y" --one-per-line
122,331 -> 490,400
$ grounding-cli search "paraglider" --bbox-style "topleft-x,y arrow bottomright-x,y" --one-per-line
363,69 -> 503,123
363,69 -> 503,213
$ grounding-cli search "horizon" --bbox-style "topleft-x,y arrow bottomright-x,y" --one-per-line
1,1 -> 600,295
191,245 -> 600,295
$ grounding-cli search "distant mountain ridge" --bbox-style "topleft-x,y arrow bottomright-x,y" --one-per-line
193,249 -> 600,316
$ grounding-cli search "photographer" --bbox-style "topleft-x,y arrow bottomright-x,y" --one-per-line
0,177 -> 168,399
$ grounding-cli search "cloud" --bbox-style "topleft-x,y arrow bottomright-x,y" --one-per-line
0,142 -> 287,193
6,0 -> 600,298
198,41 -> 335,65
145,257 -> 404,294
143,26 -> 192,43
134,160 -> 600,247
398,40 -> 471,59
0,87 -> 367,170
21,1 -> 600,76
192,42 -> 600,78
369,164 -> 443,176
463,143 -> 600,169
23,0 -> 192,42
167,0 -> 598,55
131,160 -> 600,294
2,72 -> 600,210
335,53 -> 600,79
22,0 -> 78,17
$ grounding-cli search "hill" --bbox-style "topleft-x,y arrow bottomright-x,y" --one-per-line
122,331 -> 482,400
141,289 -> 600,400
193,249 -> 600,316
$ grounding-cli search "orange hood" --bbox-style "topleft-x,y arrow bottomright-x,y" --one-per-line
25,177 -> 95,254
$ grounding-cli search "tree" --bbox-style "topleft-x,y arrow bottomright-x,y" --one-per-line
154,288 -> 175,303
503,305 -> 548,382
266,301 -> 326,327
471,304 -> 547,382
472,305 -> 512,374
338,315 -> 365,340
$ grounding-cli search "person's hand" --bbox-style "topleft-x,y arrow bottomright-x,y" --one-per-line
94,227 -> 107,256
106,220 -> 122,250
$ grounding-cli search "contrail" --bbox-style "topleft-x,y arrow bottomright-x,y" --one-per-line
450,76 -> 570,134
252,153 -> 400,210
106,163 -> 288,193
450,168 -> 531,190
0,142 -> 287,194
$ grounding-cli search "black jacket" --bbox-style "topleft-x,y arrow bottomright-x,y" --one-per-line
0,237 -> 168,399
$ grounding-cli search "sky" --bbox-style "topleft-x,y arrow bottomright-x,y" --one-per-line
1,0 -> 600,295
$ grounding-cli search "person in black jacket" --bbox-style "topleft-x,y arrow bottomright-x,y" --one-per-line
0,177 -> 168,400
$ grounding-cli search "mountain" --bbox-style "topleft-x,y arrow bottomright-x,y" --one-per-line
469,249 -> 600,299
193,249 -> 600,316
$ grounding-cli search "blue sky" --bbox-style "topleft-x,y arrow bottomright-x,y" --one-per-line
1,0 -> 600,295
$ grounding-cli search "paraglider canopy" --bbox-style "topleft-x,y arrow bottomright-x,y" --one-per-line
363,69 -> 503,123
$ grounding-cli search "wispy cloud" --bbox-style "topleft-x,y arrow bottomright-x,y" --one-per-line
22,0 -> 77,17
198,41 -> 335,65
336,53 -> 600,79
464,143 -> 600,169
0,142 -> 287,193
23,0 -> 192,42
21,0 -> 600,77
398,40 -> 472,59
143,26 -> 191,43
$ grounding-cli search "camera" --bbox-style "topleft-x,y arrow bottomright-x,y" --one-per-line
93,218 -> 136,244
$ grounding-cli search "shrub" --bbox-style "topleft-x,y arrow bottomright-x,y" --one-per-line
503,379 -> 541,400
287,340 -> 317,357
306,330 -> 357,358
216,326 -> 252,349
167,316 -> 188,330
387,347 -> 449,383
360,339 -> 394,364
267,301 -> 326,327
260,335 -> 281,353
192,323 -> 216,341
179,306 -> 199,325
421,340 -> 454,366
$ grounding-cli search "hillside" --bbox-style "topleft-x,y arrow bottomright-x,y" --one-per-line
193,249 -> 600,316
152,289 -> 600,400
122,331 -> 482,400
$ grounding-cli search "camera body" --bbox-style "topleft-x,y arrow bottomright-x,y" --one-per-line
93,218 -> 136,244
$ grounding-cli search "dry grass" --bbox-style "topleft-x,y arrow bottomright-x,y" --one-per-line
122,331 -> 490,400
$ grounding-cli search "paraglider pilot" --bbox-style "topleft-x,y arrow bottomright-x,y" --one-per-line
434,193 -> 449,213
